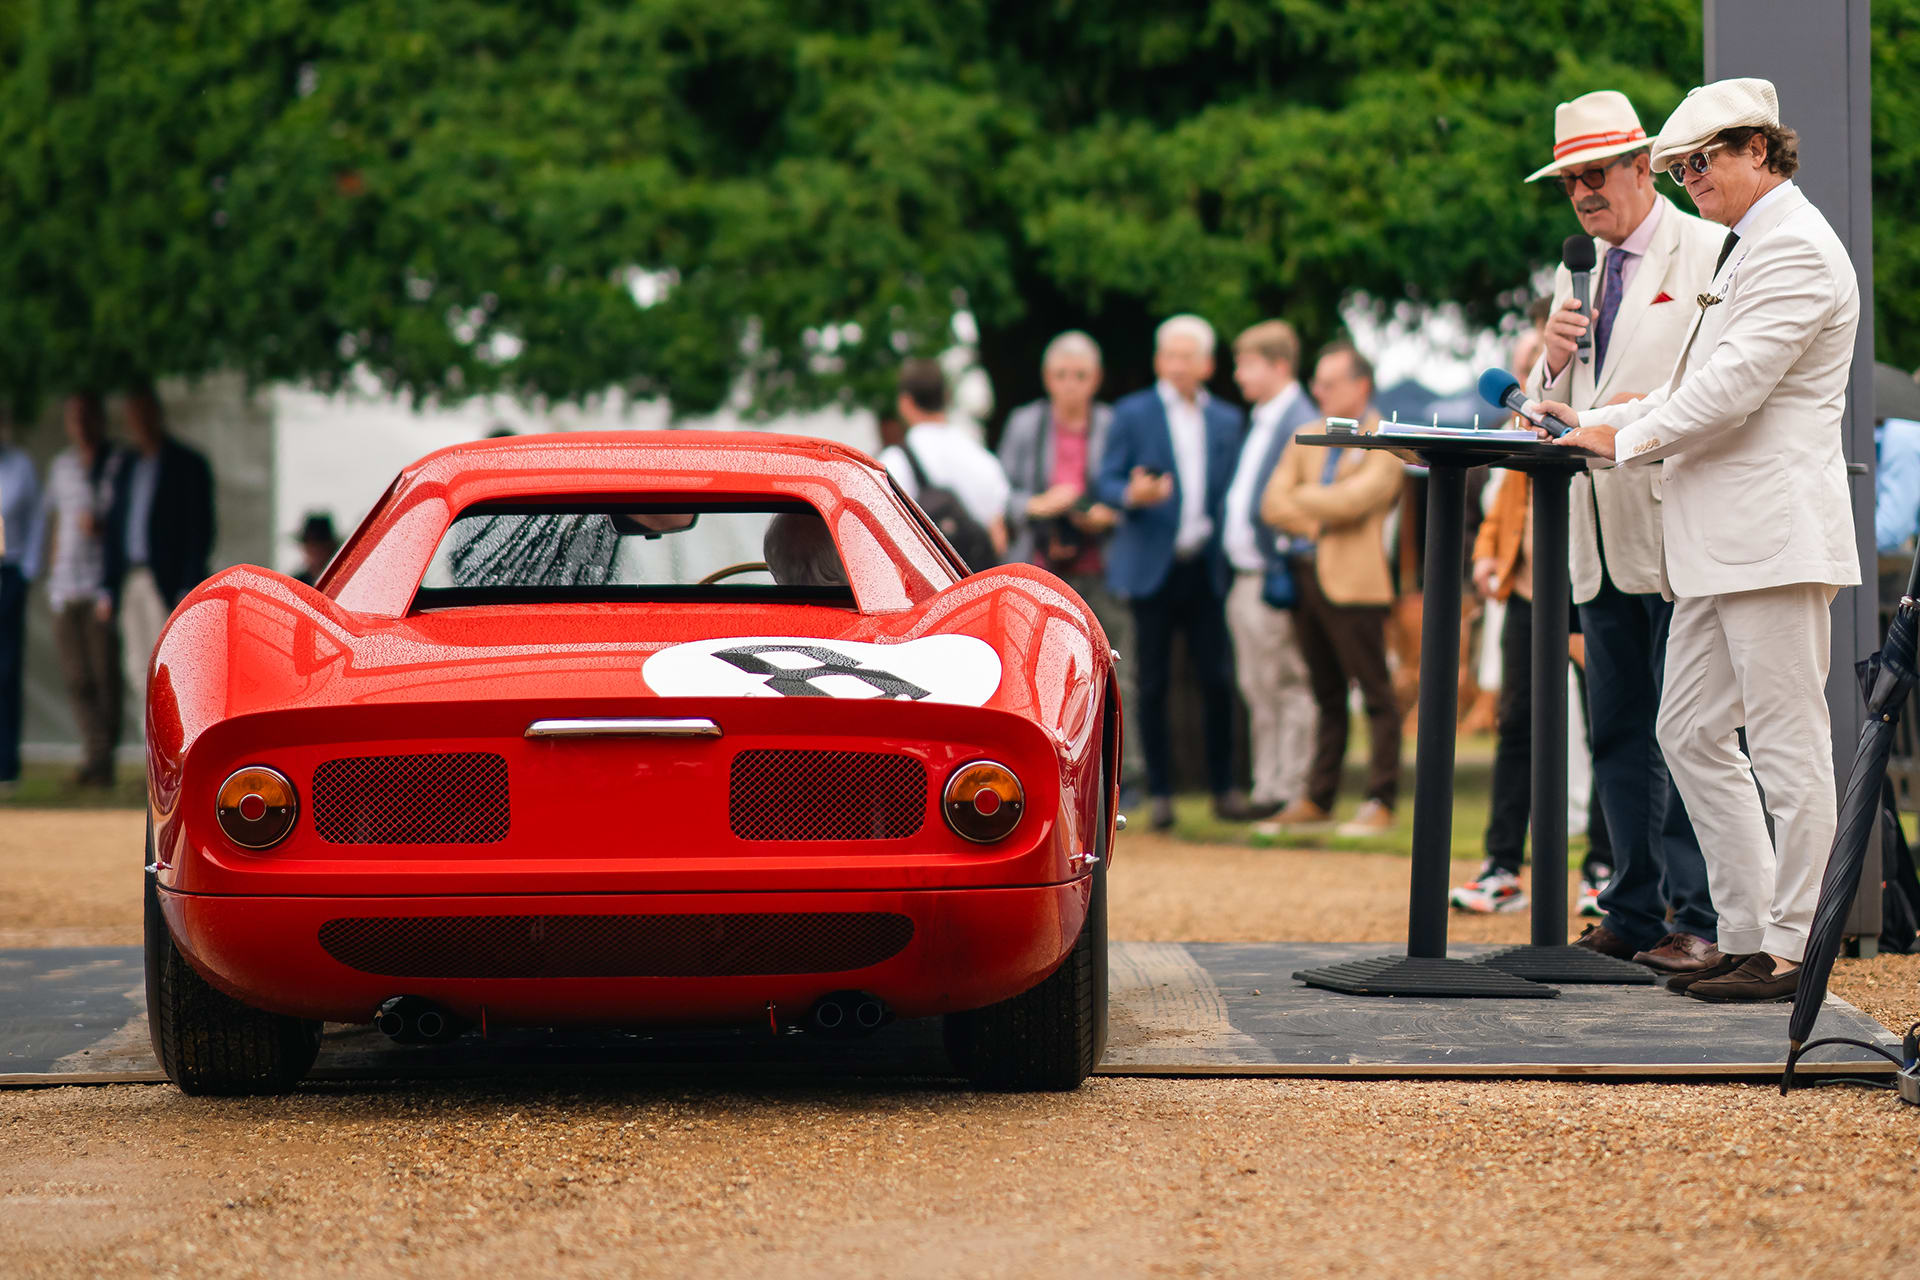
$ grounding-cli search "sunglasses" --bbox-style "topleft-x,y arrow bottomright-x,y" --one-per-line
1664,141 -> 1728,184
1556,152 -> 1637,195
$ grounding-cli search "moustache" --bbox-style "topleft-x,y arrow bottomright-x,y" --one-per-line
1577,196 -> 1611,215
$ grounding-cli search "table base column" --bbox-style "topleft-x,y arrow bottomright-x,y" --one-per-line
1291,457 -> 1557,999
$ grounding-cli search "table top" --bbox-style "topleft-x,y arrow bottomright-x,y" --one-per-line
1294,431 -> 1597,471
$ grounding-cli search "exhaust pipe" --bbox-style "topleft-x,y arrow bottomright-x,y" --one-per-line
375,995 -> 465,1045
808,990 -> 890,1038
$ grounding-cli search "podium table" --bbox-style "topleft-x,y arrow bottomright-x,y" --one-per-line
1286,432 -> 1651,998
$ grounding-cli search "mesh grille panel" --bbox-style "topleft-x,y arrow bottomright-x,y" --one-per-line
312,752 -> 510,845
317,912 -> 915,978
729,749 -> 926,841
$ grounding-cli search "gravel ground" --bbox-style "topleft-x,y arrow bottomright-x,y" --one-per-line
2,809 -> 1917,1277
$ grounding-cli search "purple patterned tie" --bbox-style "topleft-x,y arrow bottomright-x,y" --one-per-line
1592,247 -> 1627,375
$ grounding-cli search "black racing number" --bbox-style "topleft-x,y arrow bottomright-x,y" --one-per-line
712,644 -> 931,700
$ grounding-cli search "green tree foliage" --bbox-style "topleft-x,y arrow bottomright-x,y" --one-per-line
0,0 -> 1909,421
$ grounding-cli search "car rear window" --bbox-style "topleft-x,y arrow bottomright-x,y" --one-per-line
412,500 -> 857,608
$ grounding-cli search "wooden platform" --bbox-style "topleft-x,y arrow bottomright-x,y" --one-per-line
0,943 -> 1898,1087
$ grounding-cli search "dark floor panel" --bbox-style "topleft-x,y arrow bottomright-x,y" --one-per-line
0,943 -> 1898,1086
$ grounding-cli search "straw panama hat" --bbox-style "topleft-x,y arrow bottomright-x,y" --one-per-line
1525,90 -> 1650,183
1649,77 -> 1781,171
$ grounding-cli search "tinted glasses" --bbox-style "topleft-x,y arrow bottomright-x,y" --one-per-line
1664,141 -> 1728,184
1556,152 -> 1637,195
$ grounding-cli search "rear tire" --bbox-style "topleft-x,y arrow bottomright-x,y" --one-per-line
145,828 -> 320,1096
944,753 -> 1111,1091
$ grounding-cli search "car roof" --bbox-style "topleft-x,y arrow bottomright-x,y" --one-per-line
400,431 -> 890,494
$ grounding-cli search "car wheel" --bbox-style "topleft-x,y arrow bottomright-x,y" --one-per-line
144,819 -> 321,1096
944,753 -> 1110,1091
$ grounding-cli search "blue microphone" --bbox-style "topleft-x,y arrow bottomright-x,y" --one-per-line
1477,367 -> 1577,439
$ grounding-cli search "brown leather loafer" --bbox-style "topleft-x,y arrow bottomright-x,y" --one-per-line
1665,950 -> 1747,992
1572,923 -> 1639,961
1633,932 -> 1719,973
1685,953 -> 1798,1003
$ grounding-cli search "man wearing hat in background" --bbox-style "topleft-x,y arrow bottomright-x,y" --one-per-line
1538,78 -> 1863,1003
1487,90 -> 1724,975
292,512 -> 341,587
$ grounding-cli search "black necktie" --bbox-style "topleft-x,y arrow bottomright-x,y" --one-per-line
1715,230 -> 1740,275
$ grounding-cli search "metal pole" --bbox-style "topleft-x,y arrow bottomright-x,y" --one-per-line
1407,463 -> 1466,959
1529,471 -> 1572,947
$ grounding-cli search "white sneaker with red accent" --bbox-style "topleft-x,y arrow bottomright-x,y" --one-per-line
1449,867 -> 1529,914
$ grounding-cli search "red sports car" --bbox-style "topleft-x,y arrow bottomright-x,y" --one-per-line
144,432 -> 1118,1094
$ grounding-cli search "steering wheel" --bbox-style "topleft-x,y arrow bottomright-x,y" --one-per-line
698,560 -> 772,585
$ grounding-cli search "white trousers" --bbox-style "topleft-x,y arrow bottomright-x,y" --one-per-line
1658,583 -> 1837,961
1226,572 -> 1316,806
119,567 -> 169,733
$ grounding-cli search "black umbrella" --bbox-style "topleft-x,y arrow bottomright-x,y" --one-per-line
1781,545 -> 1920,1090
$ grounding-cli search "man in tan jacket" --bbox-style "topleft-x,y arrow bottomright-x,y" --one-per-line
1260,343 -> 1404,836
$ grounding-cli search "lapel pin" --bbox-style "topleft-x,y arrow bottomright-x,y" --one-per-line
1697,292 -> 1723,309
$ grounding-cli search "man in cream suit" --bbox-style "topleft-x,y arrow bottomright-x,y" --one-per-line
1518,91 -> 1723,975
1539,79 -> 1862,1003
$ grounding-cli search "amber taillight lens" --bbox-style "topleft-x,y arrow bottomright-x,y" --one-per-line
942,760 -> 1024,844
216,766 -> 299,850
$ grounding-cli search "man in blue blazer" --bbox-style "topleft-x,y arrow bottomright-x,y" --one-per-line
1094,315 -> 1250,829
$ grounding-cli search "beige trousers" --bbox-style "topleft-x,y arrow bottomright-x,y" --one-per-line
119,567 -> 169,727
1658,583 -> 1837,961
1226,572 -> 1316,807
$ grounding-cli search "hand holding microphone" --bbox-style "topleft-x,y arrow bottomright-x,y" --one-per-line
1563,235 -> 1596,366
1476,368 -> 1620,459
1476,368 -> 1579,437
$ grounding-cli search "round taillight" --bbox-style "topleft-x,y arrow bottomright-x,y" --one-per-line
216,766 -> 299,850
942,760 -> 1024,844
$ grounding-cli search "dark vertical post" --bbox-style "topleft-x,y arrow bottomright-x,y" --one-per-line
1407,462 -> 1466,959
1706,0 -> 1879,939
1529,472 -> 1572,947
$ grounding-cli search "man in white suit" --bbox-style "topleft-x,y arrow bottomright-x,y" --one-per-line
1511,91 -> 1724,975
1538,78 -> 1862,1003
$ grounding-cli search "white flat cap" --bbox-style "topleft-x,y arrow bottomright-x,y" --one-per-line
1651,77 -> 1780,170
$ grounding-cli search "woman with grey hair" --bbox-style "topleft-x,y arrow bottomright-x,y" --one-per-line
996,330 -> 1141,791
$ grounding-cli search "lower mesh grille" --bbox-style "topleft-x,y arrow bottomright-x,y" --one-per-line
312,752 -> 509,845
317,912 -> 915,978
729,748 -> 926,841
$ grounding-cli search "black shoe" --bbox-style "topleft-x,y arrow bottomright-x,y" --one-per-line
1242,798 -> 1285,822
1212,792 -> 1257,822
1150,797 -> 1176,831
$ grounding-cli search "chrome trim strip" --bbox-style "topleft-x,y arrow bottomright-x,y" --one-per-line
524,717 -> 722,739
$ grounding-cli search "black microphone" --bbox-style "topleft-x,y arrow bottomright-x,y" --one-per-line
1476,368 -> 1578,439
1563,234 -> 1596,365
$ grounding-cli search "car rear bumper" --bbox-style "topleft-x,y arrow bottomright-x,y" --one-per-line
160,880 -> 1089,1025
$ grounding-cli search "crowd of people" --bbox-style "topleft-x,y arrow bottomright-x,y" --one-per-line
880,318 -> 1412,840
0,389 -> 216,791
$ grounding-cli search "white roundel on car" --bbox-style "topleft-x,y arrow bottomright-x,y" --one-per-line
643,634 -> 1003,705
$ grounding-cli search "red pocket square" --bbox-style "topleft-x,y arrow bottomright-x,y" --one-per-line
1652,291 -> 1674,304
